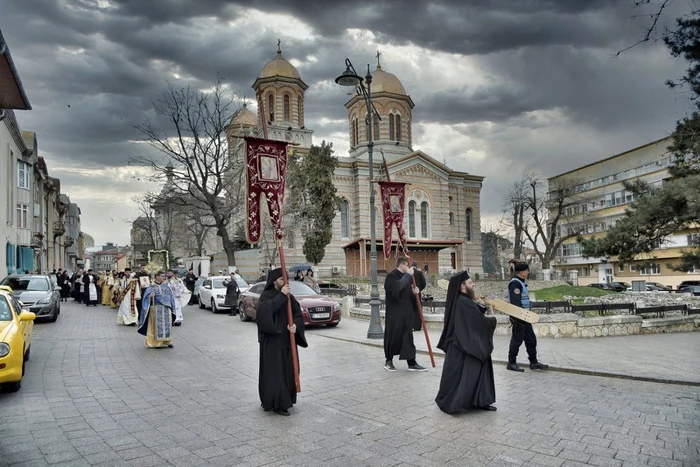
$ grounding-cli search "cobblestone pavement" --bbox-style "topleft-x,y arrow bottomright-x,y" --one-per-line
0,301 -> 698,467
332,317 -> 700,384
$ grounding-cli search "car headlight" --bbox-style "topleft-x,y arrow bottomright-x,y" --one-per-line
36,296 -> 52,305
0,343 -> 9,358
333,303 -> 341,311
216,294 -> 225,299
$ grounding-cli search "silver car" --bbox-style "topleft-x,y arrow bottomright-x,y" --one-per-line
0,275 -> 61,322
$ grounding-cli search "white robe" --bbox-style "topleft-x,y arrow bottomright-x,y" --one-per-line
117,279 -> 139,326
168,278 -> 185,324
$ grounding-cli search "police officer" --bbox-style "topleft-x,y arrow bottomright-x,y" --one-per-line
507,263 -> 549,372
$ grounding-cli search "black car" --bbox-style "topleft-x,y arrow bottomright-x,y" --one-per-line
317,283 -> 348,296
588,283 -> 614,290
678,285 -> 700,296
646,282 -> 672,292
677,280 -> 700,292
609,282 -> 630,292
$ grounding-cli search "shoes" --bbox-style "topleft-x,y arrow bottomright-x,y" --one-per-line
167,344 -> 174,348
479,405 -> 497,411
507,363 -> 524,372
273,409 -> 290,416
530,362 -> 549,370
408,363 -> 427,372
384,361 -> 397,372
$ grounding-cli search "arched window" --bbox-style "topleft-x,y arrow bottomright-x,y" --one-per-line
421,201 -> 429,238
408,119 -> 411,144
373,116 -> 380,141
283,94 -> 290,121
340,199 -> 349,238
287,230 -> 295,249
351,117 -> 358,146
395,114 -> 401,142
408,201 -> 416,237
449,212 -> 454,226
267,93 -> 274,122
297,96 -> 303,126
466,208 -> 473,242
389,114 -> 395,140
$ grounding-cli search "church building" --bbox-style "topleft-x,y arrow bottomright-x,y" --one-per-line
226,45 -> 484,276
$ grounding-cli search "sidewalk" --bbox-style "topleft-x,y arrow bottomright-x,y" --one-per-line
307,316 -> 700,385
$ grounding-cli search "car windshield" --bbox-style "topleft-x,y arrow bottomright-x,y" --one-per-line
0,277 -> 50,292
0,296 -> 12,321
212,276 -> 249,289
290,281 -> 317,295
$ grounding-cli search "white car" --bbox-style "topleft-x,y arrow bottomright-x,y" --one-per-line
198,275 -> 250,313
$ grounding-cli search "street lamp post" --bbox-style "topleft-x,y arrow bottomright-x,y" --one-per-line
336,59 -> 383,339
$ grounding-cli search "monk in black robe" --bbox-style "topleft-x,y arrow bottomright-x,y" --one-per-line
383,256 -> 427,372
435,270 -> 497,413
411,260 -> 427,331
257,268 -> 308,416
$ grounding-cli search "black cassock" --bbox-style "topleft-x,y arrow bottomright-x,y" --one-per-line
257,281 -> 307,412
383,268 -> 416,361
223,280 -> 239,309
435,272 -> 496,414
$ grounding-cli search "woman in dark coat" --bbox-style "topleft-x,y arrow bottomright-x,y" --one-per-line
435,270 -> 497,414
59,271 -> 71,301
222,277 -> 239,315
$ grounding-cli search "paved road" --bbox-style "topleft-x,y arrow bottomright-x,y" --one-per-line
331,317 -> 700,384
0,300 -> 698,467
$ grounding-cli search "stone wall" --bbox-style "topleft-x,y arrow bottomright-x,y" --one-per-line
349,306 -> 700,338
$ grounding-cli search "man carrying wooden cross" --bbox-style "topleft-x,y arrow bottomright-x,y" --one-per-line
507,263 -> 549,372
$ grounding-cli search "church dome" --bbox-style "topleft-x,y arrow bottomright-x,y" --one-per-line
260,49 -> 301,80
370,64 -> 406,95
230,103 -> 258,126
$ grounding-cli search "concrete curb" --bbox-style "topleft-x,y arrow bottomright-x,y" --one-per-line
311,333 -> 700,387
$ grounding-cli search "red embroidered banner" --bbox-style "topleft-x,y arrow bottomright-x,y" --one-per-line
379,181 -> 409,259
244,137 -> 288,243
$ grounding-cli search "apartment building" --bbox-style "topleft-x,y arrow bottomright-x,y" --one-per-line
548,137 -> 700,288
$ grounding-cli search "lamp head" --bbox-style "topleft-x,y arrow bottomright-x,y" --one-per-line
335,63 -> 362,96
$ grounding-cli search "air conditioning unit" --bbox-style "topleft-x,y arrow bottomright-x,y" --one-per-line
332,266 -> 341,274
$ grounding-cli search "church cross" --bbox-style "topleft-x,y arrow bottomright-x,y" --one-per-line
277,39 -> 281,53
376,50 -> 381,68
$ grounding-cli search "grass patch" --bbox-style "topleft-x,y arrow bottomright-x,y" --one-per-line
533,285 -> 617,303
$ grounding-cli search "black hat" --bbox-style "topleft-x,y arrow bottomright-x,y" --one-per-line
264,268 -> 284,290
514,263 -> 529,272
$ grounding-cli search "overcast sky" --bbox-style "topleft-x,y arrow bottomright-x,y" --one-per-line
1,0 -> 693,246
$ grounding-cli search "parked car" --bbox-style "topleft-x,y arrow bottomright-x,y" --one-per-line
678,285 -> 700,296
677,280 -> 700,292
645,282 -> 672,292
0,275 -> 61,322
238,281 -> 341,327
587,283 -> 614,290
609,282 -> 630,292
198,275 -> 250,313
0,289 -> 35,392
317,282 -> 348,296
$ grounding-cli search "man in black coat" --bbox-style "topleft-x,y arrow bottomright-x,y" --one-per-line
411,260 -> 427,331
223,277 -> 240,316
383,256 -> 427,372
184,268 -> 197,305
257,268 -> 308,416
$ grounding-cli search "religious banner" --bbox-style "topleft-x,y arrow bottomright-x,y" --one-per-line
244,137 -> 289,243
379,180 -> 409,259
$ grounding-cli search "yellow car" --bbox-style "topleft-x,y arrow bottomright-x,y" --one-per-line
0,289 -> 35,392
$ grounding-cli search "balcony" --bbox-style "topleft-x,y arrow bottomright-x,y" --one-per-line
53,221 -> 66,237
31,232 -> 44,249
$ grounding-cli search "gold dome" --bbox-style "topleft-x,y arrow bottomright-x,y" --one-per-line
230,103 -> 258,126
260,50 -> 301,80
370,64 -> 406,95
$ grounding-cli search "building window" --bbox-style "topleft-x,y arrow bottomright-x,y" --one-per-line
618,263 -> 625,273
638,263 -> 661,275
297,96 -> 303,126
352,117 -> 359,146
395,115 -> 401,142
687,233 -> 699,246
373,116 -> 380,141
340,199 -> 349,238
465,208 -> 473,242
389,114 -> 395,140
267,93 -> 274,122
449,212 -> 454,226
18,161 -> 29,189
561,243 -> 581,257
283,94 -> 290,121
408,201 -> 416,237
17,204 -> 29,229
286,230 -> 295,249
420,202 -> 429,238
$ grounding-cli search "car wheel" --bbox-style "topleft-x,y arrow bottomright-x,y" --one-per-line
6,380 -> 21,392
326,323 -> 339,327
24,345 -> 30,362
49,306 -> 58,322
211,299 -> 218,313
198,297 -> 205,309
239,303 -> 250,322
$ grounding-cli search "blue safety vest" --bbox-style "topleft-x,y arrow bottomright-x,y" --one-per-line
509,277 -> 530,310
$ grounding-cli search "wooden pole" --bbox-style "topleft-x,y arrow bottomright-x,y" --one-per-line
411,273 -> 436,368
277,241 -> 301,393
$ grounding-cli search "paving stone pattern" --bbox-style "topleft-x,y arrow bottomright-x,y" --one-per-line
0,301 -> 698,466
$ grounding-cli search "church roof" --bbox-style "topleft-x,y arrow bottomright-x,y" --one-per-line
370,64 -> 406,95
260,46 -> 301,80
230,103 -> 258,126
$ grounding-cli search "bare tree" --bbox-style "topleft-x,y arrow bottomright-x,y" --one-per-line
132,78 -> 243,267
501,179 -> 527,260
131,192 -> 174,252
